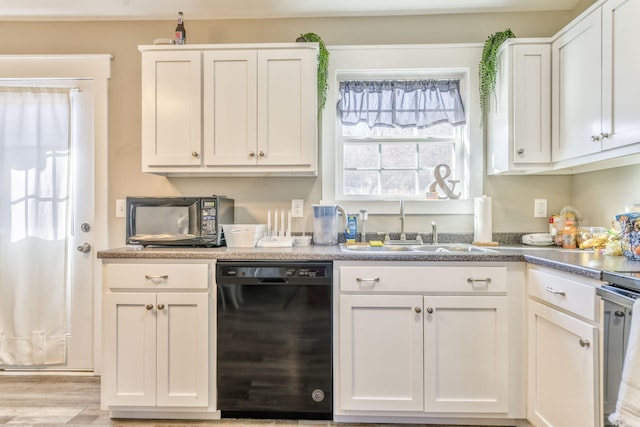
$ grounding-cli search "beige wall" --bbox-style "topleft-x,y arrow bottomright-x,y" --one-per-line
0,8 -> 608,246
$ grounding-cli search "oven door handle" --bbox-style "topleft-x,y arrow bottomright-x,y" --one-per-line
596,285 -> 638,310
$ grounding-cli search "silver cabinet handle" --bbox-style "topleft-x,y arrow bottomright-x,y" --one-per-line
467,277 -> 491,284
426,307 -> 434,314
76,243 -> 91,253
249,151 -> 256,157
145,304 -> 154,310
356,277 -> 380,284
258,151 -> 265,157
590,135 -> 601,142
191,151 -> 199,158
615,310 -> 626,318
517,148 -> 525,155
579,338 -> 590,348
414,307 -> 422,313
545,286 -> 566,296
145,274 -> 168,280
157,303 -> 165,310
600,132 -> 610,139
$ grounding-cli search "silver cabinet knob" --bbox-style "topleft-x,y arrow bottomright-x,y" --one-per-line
600,132 -> 610,139
145,304 -> 154,310
426,307 -> 434,314
579,338 -> 590,348
157,303 -> 165,310
414,307 -> 422,313
76,243 -> 91,253
590,135 -> 601,142
191,151 -> 199,158
249,151 -> 256,157
258,151 -> 265,157
517,148 -> 525,155
80,223 -> 91,232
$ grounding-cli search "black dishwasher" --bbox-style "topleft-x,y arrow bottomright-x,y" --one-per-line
216,260 -> 332,420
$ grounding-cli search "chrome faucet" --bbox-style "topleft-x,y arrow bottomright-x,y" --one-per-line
399,199 -> 406,240
431,221 -> 438,244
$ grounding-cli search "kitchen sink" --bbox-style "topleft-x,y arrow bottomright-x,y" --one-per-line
340,243 -> 498,254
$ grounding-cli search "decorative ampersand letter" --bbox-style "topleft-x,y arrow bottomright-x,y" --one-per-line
428,164 -> 461,199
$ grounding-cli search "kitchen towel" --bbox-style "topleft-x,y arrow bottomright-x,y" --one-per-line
474,195 -> 493,243
610,298 -> 640,426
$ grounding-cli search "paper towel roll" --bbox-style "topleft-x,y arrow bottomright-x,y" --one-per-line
474,196 -> 493,243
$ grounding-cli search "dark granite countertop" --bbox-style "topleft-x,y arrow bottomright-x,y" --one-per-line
97,244 -> 640,281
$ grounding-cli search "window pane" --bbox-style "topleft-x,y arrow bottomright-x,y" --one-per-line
344,144 -> 379,169
380,170 -> 417,195
419,143 -> 455,169
381,144 -> 417,169
344,170 -> 379,195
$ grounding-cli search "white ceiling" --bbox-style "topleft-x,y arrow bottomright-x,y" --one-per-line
0,0 -> 584,21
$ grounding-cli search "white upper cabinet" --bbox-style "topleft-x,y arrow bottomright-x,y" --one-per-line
551,7 -> 603,163
139,43 -> 318,176
487,40 -> 552,174
551,0 -> 640,171
141,50 -> 202,167
202,48 -> 317,173
601,0 -> 640,151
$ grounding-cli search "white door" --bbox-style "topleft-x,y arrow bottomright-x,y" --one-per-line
423,296 -> 509,413
67,80 -> 96,369
527,299 -> 599,427
338,294 -> 424,412
0,79 -> 94,369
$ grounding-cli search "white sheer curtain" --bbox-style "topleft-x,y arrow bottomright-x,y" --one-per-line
0,87 -> 71,365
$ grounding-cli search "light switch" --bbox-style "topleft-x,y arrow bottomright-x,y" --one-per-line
116,199 -> 126,218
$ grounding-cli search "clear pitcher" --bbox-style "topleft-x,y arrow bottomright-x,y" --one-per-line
312,204 -> 348,245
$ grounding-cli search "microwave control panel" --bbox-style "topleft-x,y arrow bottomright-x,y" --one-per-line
201,200 -> 218,238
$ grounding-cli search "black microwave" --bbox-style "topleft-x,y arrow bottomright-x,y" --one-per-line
126,196 -> 234,247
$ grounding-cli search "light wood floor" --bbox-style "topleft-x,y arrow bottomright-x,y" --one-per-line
0,374 -> 508,426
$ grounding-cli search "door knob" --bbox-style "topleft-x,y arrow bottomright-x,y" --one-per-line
76,243 -> 91,253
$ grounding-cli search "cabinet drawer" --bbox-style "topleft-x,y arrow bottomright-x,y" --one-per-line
528,267 -> 597,321
340,266 -> 507,293
104,263 -> 209,290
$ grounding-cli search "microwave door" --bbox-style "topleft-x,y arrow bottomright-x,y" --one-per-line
132,205 -> 198,244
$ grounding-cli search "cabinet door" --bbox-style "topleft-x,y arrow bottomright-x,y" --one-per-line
423,296 -> 509,413
528,300 -> 599,427
203,50 -> 258,166
512,44 -> 551,165
552,8 -> 603,162
102,293 -> 157,407
488,43 -> 551,174
601,0 -> 640,150
141,51 -> 202,167
256,49 -> 316,167
339,294 -> 424,412
156,293 -> 209,407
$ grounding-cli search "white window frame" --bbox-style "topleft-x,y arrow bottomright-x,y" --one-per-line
321,44 -> 483,215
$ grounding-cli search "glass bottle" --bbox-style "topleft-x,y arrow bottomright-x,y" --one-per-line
175,12 -> 186,45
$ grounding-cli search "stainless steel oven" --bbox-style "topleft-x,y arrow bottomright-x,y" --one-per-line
215,260 -> 332,420
597,271 -> 640,426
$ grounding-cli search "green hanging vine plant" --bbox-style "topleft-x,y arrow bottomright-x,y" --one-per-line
296,32 -> 329,113
479,28 -> 516,125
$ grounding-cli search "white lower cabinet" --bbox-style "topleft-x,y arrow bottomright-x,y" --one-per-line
101,260 -> 218,419
335,262 -> 524,423
339,294 -> 424,412
526,265 -> 600,427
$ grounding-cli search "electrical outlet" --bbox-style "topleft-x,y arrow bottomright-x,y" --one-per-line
116,199 -> 126,218
292,199 -> 304,218
534,199 -> 548,218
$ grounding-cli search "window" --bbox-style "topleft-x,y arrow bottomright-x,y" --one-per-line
337,79 -> 466,200
321,45 -> 483,215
